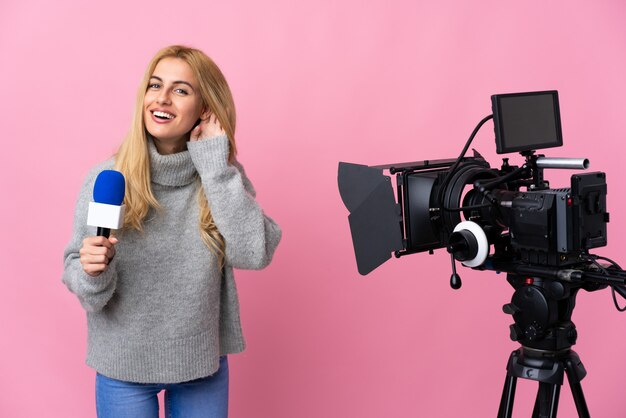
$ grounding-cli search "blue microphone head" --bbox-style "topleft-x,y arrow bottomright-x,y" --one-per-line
93,170 -> 126,206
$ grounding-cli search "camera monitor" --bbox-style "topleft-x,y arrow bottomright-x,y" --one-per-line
492,90 -> 563,154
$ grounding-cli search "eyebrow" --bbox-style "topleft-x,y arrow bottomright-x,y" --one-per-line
149,76 -> 195,90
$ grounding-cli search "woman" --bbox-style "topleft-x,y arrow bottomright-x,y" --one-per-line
62,45 -> 281,417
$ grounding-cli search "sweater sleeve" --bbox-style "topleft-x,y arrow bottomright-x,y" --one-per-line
188,135 -> 282,270
62,164 -> 118,312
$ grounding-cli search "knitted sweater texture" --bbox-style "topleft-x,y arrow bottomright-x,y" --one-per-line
62,135 -> 281,383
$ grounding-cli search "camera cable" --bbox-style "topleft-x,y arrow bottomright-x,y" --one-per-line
583,254 -> 626,312
437,114 -> 493,212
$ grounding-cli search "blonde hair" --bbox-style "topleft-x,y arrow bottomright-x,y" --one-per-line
115,45 -> 237,266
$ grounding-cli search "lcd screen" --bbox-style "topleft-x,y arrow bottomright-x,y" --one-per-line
492,91 -> 562,154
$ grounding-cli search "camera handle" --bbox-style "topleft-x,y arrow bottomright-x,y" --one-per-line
449,254 -> 462,289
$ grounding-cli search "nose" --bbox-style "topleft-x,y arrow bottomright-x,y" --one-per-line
156,89 -> 171,105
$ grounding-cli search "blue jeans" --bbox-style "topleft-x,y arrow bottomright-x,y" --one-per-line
95,356 -> 229,418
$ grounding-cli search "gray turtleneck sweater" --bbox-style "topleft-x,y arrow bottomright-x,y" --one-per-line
62,135 -> 281,384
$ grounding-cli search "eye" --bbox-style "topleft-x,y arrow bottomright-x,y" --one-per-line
148,83 -> 161,90
174,88 -> 189,95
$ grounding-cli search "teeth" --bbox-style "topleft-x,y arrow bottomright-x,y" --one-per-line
153,111 -> 175,119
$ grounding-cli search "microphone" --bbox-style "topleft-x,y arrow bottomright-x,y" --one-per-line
87,170 -> 126,238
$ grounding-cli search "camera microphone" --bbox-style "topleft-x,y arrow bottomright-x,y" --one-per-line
87,170 -> 126,238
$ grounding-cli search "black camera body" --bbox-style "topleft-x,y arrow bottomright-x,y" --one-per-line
502,173 -> 608,266
402,157 -> 608,268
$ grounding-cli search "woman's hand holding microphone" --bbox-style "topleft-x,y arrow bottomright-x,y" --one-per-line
79,236 -> 118,277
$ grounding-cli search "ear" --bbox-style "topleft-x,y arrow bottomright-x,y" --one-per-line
200,107 -> 211,121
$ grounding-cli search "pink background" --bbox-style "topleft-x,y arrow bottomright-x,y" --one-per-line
2,0 -> 626,416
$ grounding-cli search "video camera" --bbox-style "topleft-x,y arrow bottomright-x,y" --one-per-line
339,91 -> 609,281
338,91 -> 626,416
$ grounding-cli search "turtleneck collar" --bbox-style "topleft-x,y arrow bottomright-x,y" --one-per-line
148,138 -> 197,187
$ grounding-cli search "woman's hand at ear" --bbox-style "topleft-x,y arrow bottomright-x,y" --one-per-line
190,113 -> 226,142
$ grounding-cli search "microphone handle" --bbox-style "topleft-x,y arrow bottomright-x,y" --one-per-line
97,227 -> 111,238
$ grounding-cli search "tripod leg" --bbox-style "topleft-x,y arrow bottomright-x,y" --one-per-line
531,382 -> 561,418
497,374 -> 517,418
565,365 -> 590,418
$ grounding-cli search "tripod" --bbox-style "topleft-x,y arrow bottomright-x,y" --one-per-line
498,347 -> 589,417
496,274 -> 595,418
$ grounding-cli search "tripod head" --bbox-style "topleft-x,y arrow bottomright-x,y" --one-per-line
503,274 -> 586,352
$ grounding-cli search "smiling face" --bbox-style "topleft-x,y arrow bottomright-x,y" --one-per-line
143,57 -> 206,153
